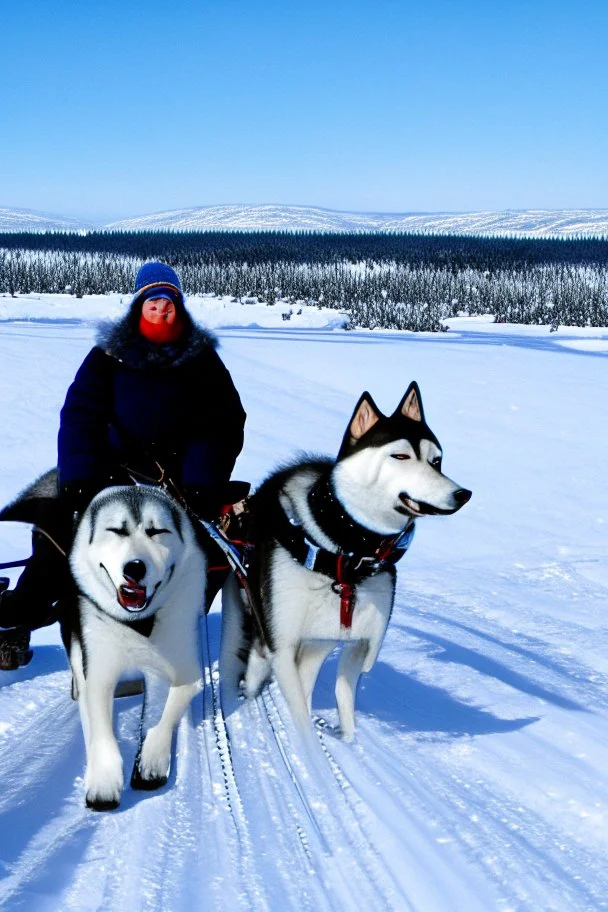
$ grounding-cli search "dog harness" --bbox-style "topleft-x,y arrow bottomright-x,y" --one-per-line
275,475 -> 416,630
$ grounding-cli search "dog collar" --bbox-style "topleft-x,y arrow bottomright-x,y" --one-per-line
307,474 -> 395,556
276,479 -> 415,629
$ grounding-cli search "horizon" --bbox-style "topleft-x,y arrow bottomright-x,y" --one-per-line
3,0 -> 608,220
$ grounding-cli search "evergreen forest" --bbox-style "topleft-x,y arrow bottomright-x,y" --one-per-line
1,230 -> 606,331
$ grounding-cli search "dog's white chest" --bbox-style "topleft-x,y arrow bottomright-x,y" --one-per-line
271,551 -> 393,646
81,609 -> 173,679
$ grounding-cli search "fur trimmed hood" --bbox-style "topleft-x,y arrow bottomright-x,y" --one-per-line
95,307 -> 219,370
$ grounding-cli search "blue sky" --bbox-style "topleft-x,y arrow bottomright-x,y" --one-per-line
2,0 -> 608,221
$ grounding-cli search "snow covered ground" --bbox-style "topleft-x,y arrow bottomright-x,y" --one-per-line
0,293 -> 607,911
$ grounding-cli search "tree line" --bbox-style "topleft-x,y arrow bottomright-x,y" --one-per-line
0,231 -> 607,331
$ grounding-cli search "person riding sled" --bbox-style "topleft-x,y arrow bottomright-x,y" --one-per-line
0,261 -> 247,670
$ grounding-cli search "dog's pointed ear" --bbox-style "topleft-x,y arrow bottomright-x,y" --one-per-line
338,392 -> 383,457
395,382 -> 425,423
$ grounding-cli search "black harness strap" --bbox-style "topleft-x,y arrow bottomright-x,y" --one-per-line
124,461 -> 270,649
272,477 -> 415,630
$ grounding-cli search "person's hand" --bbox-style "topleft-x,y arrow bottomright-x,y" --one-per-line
183,486 -> 221,520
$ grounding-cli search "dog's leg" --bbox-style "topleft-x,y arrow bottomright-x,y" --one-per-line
273,646 -> 316,737
361,609 -> 391,673
244,642 -> 272,698
131,670 -> 201,790
83,668 -> 123,810
335,640 -> 368,742
69,639 -> 89,744
296,641 -> 334,714
219,572 -> 249,713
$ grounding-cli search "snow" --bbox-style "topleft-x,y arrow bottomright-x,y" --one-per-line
103,204 -> 608,238
0,293 -> 607,911
0,292 -> 349,332
3,204 -> 608,236
0,208 -> 93,233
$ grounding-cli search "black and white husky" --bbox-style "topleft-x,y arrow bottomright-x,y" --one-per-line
220,382 -> 472,742
65,485 -> 206,810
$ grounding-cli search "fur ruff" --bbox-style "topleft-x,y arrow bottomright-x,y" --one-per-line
95,307 -> 219,370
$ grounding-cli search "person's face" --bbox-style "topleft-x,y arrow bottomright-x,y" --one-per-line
141,296 -> 177,324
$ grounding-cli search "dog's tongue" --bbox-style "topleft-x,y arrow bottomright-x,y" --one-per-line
118,582 -> 147,612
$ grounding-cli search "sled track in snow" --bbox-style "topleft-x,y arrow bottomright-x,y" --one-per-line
199,615 -> 268,912
199,610 -> 413,911
2,617 -> 604,911
262,685 -> 411,911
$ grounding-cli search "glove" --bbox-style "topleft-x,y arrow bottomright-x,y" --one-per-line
183,486 -> 221,520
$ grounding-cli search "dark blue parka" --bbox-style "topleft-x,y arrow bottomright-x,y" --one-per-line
57,303 -> 246,511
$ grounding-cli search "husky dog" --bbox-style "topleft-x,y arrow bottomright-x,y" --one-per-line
65,485 -> 206,810
220,382 -> 471,742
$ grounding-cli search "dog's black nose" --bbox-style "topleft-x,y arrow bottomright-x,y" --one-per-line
453,488 -> 472,507
123,560 -> 146,583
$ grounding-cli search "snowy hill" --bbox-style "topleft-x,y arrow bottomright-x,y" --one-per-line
0,207 -> 93,232
103,204 -> 608,237
2,204 -> 608,237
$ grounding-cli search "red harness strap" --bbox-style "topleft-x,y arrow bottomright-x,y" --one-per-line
336,554 -> 356,630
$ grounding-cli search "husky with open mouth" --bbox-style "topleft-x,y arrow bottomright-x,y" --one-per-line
66,484 -> 206,810
220,382 -> 472,742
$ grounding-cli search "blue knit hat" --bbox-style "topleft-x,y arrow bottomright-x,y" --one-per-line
131,261 -> 184,308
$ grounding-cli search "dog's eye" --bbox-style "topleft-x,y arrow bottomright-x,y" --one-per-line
430,456 -> 442,469
107,527 -> 129,537
146,527 -> 170,538
391,454 -> 411,461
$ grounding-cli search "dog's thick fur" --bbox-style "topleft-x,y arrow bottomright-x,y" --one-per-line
65,485 -> 206,810
220,383 -> 471,742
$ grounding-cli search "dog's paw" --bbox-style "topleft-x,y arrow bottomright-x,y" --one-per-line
85,749 -> 123,811
131,726 -> 170,790
130,763 -> 168,791
86,792 -> 121,812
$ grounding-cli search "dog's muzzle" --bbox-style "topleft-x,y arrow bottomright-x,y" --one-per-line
118,580 -> 149,613
117,560 -> 151,612
398,487 -> 472,516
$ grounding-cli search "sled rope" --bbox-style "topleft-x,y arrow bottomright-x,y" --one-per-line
123,459 -> 269,649
191,516 -> 268,650
36,527 -> 68,558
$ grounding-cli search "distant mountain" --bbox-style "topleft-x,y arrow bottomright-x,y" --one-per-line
0,207 -> 92,232
103,205 -> 608,237
2,204 -> 608,237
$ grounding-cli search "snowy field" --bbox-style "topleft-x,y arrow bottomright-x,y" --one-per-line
0,294 -> 607,911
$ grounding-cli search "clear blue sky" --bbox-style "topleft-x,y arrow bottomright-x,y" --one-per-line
2,0 -> 607,221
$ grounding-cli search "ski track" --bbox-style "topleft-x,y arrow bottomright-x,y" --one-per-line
1,592 -> 607,911
0,578 -> 606,911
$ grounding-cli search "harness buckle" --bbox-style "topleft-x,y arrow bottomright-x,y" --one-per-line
353,554 -> 381,573
303,538 -> 320,570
